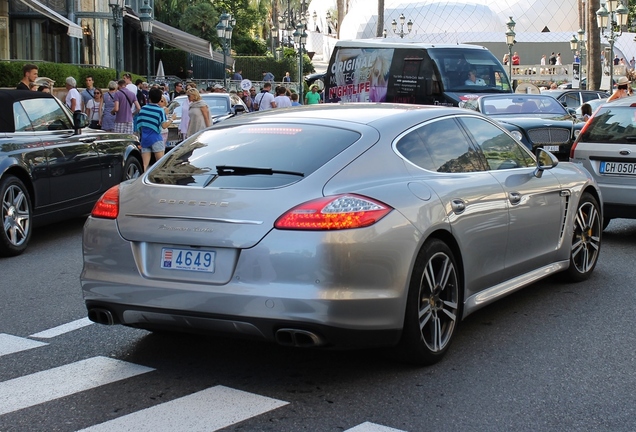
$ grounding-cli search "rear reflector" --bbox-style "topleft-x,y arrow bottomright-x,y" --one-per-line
275,194 -> 392,230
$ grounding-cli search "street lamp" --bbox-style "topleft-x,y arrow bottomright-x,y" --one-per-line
505,16 -> 516,83
216,12 -> 234,88
139,0 -> 153,83
391,13 -> 412,38
108,0 -> 124,79
597,0 -> 628,87
570,29 -> 586,87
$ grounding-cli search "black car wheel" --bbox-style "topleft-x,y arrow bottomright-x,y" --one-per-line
0,175 -> 32,257
566,192 -> 601,282
123,157 -> 142,180
399,239 -> 460,365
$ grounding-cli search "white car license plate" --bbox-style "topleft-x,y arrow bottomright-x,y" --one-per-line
599,161 -> 636,175
161,248 -> 216,272
544,145 -> 560,152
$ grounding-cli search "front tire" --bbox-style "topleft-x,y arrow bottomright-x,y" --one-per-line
566,192 -> 601,282
0,175 -> 32,257
123,157 -> 142,181
398,239 -> 461,365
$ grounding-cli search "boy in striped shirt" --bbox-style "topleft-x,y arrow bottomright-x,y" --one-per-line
134,87 -> 176,172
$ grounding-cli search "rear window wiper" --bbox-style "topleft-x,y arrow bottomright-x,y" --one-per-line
215,165 -> 304,177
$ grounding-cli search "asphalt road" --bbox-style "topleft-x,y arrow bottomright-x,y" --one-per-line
1,217 -> 635,432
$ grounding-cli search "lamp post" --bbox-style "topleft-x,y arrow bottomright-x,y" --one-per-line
597,0 -> 628,87
570,29 -> 586,87
391,13 -> 412,38
108,0 -> 124,79
505,16 -> 516,83
139,0 -> 153,83
216,12 -> 234,88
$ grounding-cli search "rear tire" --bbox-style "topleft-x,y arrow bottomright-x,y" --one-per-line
566,192 -> 601,282
398,239 -> 461,365
0,175 -> 32,257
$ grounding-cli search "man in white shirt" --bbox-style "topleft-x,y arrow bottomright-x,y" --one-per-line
465,70 -> 486,86
273,86 -> 292,108
254,82 -> 277,111
123,73 -> 139,114
65,76 -> 82,112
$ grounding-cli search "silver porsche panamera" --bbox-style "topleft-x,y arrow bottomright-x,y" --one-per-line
81,103 -> 602,365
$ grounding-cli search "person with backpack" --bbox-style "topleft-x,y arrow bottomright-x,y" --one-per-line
112,79 -> 141,134
253,82 -> 277,111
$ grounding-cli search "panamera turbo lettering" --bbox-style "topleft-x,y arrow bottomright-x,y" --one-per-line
159,199 -> 229,207
158,225 -> 213,232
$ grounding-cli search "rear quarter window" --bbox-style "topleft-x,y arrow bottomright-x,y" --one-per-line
579,107 -> 636,144
148,124 -> 361,188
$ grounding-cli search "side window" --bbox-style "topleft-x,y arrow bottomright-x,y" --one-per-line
460,117 -> 534,170
18,98 -> 72,132
561,93 -> 581,109
396,118 -> 485,173
13,103 -> 32,132
582,92 -> 601,103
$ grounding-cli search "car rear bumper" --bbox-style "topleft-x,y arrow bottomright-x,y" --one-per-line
81,215 -> 419,348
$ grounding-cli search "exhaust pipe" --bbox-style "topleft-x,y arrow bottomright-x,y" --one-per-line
275,329 -> 326,347
88,308 -> 116,325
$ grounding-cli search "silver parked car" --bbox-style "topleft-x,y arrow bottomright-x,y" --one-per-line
570,97 -> 636,228
82,104 -> 602,365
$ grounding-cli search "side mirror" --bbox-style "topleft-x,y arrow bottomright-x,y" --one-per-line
233,104 -> 246,114
73,110 -> 87,135
534,148 -> 559,178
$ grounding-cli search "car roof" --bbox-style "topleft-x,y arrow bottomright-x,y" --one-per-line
0,90 -> 60,132
333,38 -> 491,51
542,89 -> 606,96
222,103 -> 478,127
598,97 -> 636,107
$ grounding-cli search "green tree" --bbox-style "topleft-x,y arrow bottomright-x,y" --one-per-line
179,3 -> 220,41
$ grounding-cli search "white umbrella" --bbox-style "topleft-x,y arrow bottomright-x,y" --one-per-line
156,59 -> 165,81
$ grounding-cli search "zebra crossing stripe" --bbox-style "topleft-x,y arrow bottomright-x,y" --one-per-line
0,333 -> 48,357
30,318 -> 93,339
77,385 -> 289,432
345,422 -> 407,432
0,356 -> 154,416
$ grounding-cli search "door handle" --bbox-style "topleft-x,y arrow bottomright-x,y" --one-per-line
508,192 -> 521,205
450,199 -> 466,214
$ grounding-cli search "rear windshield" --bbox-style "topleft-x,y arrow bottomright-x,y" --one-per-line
147,124 -> 361,188
579,107 -> 636,144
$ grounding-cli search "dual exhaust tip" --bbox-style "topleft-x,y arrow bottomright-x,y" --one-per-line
87,308 -> 116,325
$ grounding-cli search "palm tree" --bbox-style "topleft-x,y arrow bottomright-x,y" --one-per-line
587,0 -> 601,90
376,0 -> 384,37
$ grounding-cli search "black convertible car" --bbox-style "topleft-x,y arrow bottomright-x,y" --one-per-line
460,94 -> 585,161
0,90 -> 141,257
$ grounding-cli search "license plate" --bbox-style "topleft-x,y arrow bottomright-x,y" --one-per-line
167,140 -> 180,148
599,161 -> 636,175
544,145 -> 560,152
161,248 -> 216,272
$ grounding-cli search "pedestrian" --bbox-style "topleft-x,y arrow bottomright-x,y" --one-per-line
290,93 -> 301,106
101,81 -> 118,132
85,87 -> 103,129
502,53 -> 509,66
134,87 -> 176,172
305,85 -> 322,105
548,52 -> 557,74
111,79 -> 140,134
37,84 -> 50,93
630,57 -> 635,70
512,52 -> 520,74
185,88 -> 210,137
607,76 -> 631,102
282,72 -> 291,82
540,54 -> 546,74
247,87 -> 257,112
81,76 -> 96,109
123,73 -> 140,115
158,95 -> 172,146
17,63 -> 38,90
232,69 -> 243,81
169,82 -> 184,100
262,70 -> 275,82
65,76 -> 82,112
273,86 -> 292,108
253,82 -> 276,110
179,82 -> 196,140
580,103 -> 593,122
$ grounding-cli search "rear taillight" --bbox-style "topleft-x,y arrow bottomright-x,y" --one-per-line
275,194 -> 392,230
91,185 -> 119,219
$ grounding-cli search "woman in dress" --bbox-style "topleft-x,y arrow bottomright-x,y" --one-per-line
158,95 -> 171,145
186,88 -> 210,137
85,88 -> 103,129
101,81 -> 118,132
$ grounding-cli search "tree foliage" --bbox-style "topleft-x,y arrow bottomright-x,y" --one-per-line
178,3 -> 220,42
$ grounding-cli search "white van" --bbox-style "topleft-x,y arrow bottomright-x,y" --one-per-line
324,39 -> 513,106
